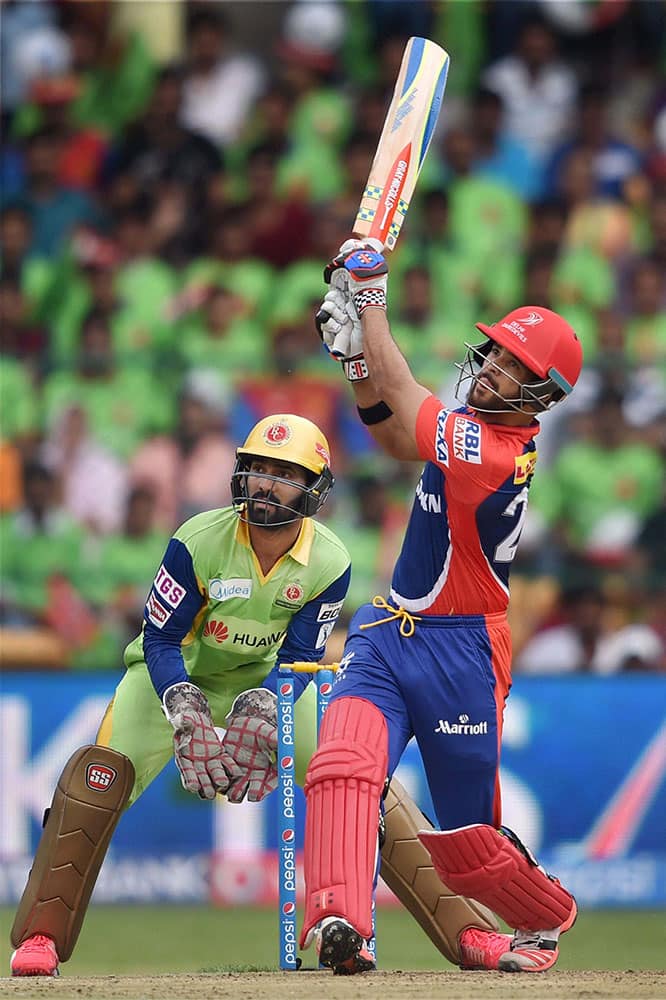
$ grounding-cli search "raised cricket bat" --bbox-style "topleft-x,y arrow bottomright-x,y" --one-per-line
354,36 -> 450,251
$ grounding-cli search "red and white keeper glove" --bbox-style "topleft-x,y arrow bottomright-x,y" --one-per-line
163,681 -> 242,800
315,238 -> 388,382
221,688 -> 278,803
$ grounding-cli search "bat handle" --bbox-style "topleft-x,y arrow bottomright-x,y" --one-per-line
316,267 -> 348,339
315,306 -> 331,340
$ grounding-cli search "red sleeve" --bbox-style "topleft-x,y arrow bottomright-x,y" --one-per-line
415,396 -> 520,505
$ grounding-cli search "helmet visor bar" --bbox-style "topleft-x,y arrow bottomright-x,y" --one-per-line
231,460 -> 333,525
454,341 -> 562,413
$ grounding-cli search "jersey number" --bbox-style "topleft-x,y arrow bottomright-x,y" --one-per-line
494,487 -> 529,563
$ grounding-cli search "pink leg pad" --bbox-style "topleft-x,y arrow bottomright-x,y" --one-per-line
299,697 -> 388,946
418,824 -> 577,933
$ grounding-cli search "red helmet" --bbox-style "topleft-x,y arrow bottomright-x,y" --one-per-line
475,306 -> 583,399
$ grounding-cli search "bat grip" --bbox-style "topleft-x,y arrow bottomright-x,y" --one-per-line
315,307 -> 331,340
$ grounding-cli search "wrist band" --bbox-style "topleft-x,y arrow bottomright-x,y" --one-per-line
357,400 -> 393,425
353,287 -> 387,314
342,354 -> 368,381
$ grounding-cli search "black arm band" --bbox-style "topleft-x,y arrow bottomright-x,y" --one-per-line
357,401 -> 394,425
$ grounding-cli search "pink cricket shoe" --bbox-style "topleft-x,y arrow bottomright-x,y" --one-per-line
459,927 -> 561,973
498,929 -> 561,972
10,934 -> 60,977
459,928 -> 514,970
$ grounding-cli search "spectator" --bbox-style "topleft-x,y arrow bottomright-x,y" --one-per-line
5,126 -> 103,257
276,0 -> 350,203
129,371 -> 236,531
325,471 -> 408,616
531,385 -> 664,569
181,5 -> 266,148
624,257 -> 666,373
58,2 -> 155,139
0,461 -> 86,633
175,279 -> 267,377
389,265 -> 452,385
526,198 -> 569,256
545,83 -> 644,201
40,404 -> 128,535
482,14 -> 578,167
178,203 -> 276,324
0,205 -> 36,284
471,87 -> 543,201
0,351 -> 39,455
242,143 -> 315,268
515,583 -> 664,674
1,4 -> 59,120
0,275 -> 47,372
558,148 -> 637,261
83,484 -> 166,654
41,307 -> 174,460
104,66 -> 222,259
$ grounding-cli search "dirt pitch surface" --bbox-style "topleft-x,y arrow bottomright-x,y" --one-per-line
1,970 -> 665,1000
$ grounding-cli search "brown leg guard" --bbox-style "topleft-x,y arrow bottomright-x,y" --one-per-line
380,777 -> 499,966
11,745 -> 135,961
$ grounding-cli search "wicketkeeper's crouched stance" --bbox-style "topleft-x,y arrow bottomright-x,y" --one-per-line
10,413 -> 501,977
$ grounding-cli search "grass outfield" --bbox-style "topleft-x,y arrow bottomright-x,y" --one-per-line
1,906 -> 664,974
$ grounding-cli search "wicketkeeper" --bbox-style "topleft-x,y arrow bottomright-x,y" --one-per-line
10,412 -> 501,977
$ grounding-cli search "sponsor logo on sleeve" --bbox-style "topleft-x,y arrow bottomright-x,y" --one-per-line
316,621 -> 335,648
209,578 -> 252,601
153,564 -> 186,609
317,600 -> 344,623
514,450 -> 538,484
435,409 -> 449,466
453,416 -> 482,464
147,592 -> 170,628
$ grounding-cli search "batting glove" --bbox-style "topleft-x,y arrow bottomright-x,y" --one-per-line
315,280 -> 368,382
324,237 -> 388,315
222,688 -> 278,803
163,682 -> 242,800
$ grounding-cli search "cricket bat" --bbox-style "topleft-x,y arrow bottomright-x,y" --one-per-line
354,36 -> 450,251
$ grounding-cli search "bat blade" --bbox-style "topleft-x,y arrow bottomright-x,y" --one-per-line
354,36 -> 450,251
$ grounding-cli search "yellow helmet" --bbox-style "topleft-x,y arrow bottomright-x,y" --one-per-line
231,414 -> 334,523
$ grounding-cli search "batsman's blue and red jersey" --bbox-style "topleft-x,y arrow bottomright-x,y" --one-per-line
332,395 -> 540,830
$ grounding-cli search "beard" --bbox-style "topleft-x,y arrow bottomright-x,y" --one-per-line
247,490 -> 302,528
467,374 -> 520,411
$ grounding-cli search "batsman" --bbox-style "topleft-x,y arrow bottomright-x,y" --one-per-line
299,242 -> 582,974
10,412 -> 501,977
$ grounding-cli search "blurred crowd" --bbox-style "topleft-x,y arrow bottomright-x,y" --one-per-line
1,0 -> 664,673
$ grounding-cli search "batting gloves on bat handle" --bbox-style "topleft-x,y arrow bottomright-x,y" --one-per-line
324,238 -> 389,314
221,688 -> 279,803
163,681 -> 242,800
315,238 -> 388,381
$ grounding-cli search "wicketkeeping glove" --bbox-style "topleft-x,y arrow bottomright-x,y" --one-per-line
163,681 -> 242,800
222,688 -> 278,803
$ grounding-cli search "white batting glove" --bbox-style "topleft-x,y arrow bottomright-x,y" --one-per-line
324,237 -> 388,314
316,279 -> 368,382
163,682 -> 242,800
